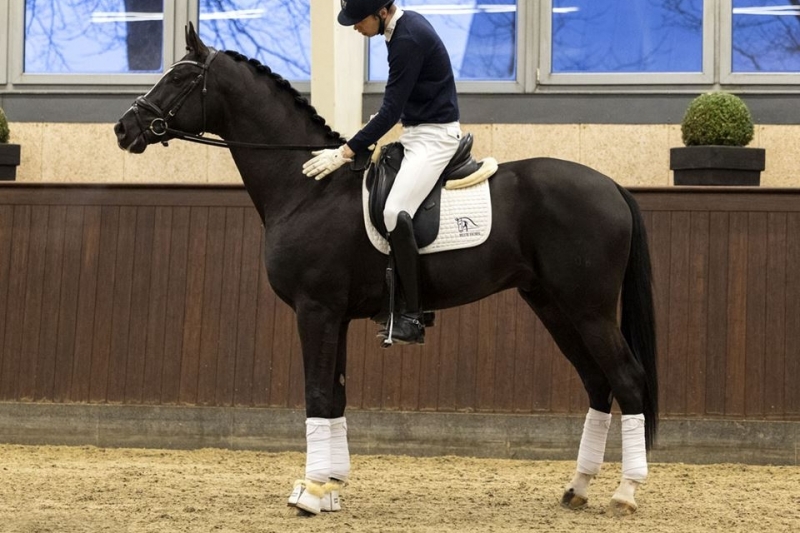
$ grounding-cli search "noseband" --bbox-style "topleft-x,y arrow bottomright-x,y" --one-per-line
131,49 -> 342,151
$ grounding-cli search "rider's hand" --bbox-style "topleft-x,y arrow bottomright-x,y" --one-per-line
302,146 -> 353,180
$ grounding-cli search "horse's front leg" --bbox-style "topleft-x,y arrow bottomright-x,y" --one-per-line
286,305 -> 351,516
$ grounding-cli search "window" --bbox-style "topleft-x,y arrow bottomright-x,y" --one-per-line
550,0 -> 703,73
3,1 -> 800,91
11,0 -> 311,85
720,0 -> 800,83
541,0 -> 712,85
24,0 -> 165,75
731,0 -> 800,72
368,0 -> 519,84
197,0 -> 311,81
13,0 -> 173,84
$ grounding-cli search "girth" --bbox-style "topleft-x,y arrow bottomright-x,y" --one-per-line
366,133 -> 482,247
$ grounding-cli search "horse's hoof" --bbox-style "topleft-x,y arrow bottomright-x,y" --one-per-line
560,489 -> 588,510
294,508 -> 316,518
320,486 -> 341,512
609,497 -> 637,516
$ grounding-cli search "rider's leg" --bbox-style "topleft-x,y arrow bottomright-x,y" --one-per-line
385,211 -> 424,344
382,123 -> 460,345
382,123 -> 461,233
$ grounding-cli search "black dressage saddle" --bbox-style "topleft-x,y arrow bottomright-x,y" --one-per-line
366,132 -> 482,247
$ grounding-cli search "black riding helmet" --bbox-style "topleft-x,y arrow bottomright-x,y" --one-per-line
337,0 -> 394,26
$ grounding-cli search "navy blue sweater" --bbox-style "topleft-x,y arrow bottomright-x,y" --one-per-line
348,10 -> 460,154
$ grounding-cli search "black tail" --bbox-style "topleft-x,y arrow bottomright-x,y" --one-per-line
616,185 -> 658,450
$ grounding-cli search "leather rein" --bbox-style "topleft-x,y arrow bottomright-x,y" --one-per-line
132,49 -> 343,151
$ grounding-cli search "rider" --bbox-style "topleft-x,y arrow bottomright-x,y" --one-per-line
302,0 -> 461,345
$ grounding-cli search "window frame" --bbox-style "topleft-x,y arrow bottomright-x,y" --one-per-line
719,0 -> 800,85
9,0 -> 187,86
538,0 -> 715,86
0,0 -> 8,85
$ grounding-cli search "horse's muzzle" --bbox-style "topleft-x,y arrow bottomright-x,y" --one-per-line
114,117 -> 149,154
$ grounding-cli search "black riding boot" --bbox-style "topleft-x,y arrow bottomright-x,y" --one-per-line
382,211 -> 425,345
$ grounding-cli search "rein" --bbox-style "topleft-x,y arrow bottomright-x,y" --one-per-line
134,48 -> 344,152
161,128 -> 343,150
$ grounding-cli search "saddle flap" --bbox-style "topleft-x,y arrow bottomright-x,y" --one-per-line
367,141 -> 442,247
367,133 -> 484,248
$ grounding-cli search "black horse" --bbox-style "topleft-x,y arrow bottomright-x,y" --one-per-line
115,25 -> 657,516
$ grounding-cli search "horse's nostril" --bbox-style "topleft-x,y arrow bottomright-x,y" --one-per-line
114,122 -> 125,136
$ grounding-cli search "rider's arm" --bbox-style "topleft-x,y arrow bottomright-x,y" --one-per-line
346,36 -> 423,154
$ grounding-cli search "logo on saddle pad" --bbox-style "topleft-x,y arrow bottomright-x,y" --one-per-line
456,217 -> 481,237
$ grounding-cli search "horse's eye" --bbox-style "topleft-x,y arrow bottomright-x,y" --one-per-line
170,73 -> 184,85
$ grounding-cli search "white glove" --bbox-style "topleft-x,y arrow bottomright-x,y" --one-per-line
302,146 -> 352,180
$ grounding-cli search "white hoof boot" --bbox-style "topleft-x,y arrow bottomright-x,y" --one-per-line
320,484 -> 341,512
287,480 -> 325,515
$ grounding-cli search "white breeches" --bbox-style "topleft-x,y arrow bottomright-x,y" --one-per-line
383,122 -> 461,232
305,417 -> 350,483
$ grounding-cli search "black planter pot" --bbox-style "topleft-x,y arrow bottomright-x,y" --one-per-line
670,146 -> 765,186
0,144 -> 21,181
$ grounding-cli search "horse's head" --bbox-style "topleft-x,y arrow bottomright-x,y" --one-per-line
115,22 -> 216,153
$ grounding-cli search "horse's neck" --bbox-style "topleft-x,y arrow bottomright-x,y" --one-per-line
212,81 -> 338,224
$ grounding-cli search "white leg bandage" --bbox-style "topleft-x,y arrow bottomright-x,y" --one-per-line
621,414 -> 648,481
576,408 -> 612,476
329,417 -> 350,483
304,418 -> 331,483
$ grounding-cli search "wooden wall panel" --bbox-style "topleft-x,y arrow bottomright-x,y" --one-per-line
785,214 -> 800,417
17,206 -> 49,401
764,213 -> 787,417
160,207 -> 190,404
35,206 -> 67,401
705,213 -> 729,415
70,205 -> 101,403
0,184 -> 798,422
179,207 -> 208,405
88,206 -> 120,402
107,206 -> 136,404
686,212 -> 710,415
1,206 -> 31,401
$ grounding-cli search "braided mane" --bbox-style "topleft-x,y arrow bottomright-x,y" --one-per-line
222,50 -> 347,145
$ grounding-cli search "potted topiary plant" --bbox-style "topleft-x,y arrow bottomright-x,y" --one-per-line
0,106 -> 21,181
670,92 -> 765,186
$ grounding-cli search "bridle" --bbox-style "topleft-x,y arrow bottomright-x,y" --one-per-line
132,48 -> 343,151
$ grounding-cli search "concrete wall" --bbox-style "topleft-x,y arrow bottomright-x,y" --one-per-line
2,404 -> 798,465
9,122 -> 799,187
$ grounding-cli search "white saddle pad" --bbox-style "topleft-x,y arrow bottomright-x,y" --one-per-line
362,176 -> 492,255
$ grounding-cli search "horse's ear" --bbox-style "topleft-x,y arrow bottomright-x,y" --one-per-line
185,21 -> 209,56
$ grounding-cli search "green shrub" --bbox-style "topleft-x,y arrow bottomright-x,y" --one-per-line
681,92 -> 754,147
0,107 -> 9,144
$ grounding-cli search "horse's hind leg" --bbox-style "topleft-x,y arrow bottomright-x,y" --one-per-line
519,289 -> 614,510
573,316 -> 649,515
